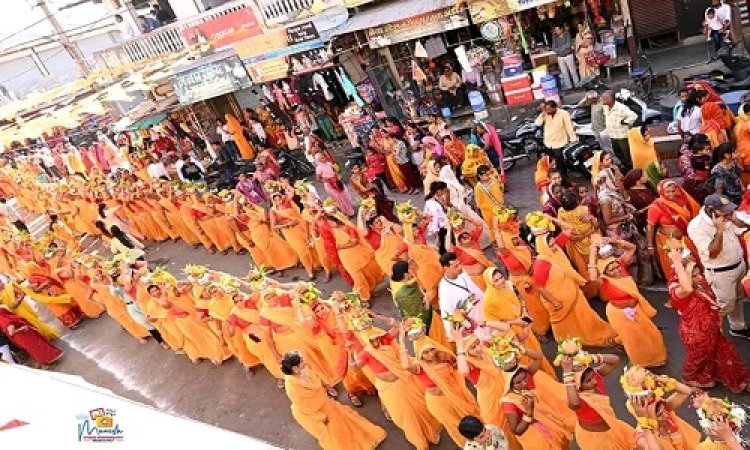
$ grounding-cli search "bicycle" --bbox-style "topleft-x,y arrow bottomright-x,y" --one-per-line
629,55 -> 680,101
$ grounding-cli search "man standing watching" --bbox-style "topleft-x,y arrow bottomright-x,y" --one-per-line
552,25 -> 579,90
602,90 -> 638,171
688,194 -> 750,339
535,100 -> 577,178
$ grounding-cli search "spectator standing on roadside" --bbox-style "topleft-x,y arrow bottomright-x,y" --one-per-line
535,100 -> 577,178
551,25 -> 579,90
602,90 -> 638,171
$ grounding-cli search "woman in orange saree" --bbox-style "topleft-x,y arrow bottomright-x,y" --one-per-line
533,230 -> 618,347
481,268 -> 555,376
229,291 -> 285,382
56,263 -> 105,318
556,193 -> 600,299
23,273 -> 84,329
281,351 -> 386,450
646,179 -> 700,283
380,133 -> 409,193
559,354 -> 635,450
501,364 -> 574,450
270,192 -> 317,279
225,113 -> 254,160
401,221 -> 443,307
591,242 -> 668,368
734,103 -> 750,185
159,191 -> 200,246
620,366 -> 701,450
306,299 -> 377,406
244,202 -> 298,273
493,216 -> 550,337
445,220 -> 495,291
400,332 -> 480,447
473,165 -> 505,232
0,282 -> 61,340
455,334 -> 523,450
350,326 -> 442,450
328,215 -> 383,306
142,283 -> 185,353
178,192 -> 214,250
259,289 -> 339,390
207,282 -> 261,371
91,269 -> 150,342
700,102 -> 729,147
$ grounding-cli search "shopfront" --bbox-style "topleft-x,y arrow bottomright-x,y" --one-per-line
170,50 -> 253,142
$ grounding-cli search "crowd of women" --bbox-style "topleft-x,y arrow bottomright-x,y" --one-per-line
0,93 -> 748,449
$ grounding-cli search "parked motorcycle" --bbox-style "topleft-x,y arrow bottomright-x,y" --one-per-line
499,119 -> 544,163
561,141 -> 596,178
717,41 -> 750,80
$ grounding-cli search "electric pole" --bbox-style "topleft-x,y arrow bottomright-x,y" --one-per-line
36,0 -> 91,77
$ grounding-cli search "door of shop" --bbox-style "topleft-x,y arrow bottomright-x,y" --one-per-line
675,0 -> 711,38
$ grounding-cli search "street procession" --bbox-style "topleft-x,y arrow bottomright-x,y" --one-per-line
0,0 -> 749,448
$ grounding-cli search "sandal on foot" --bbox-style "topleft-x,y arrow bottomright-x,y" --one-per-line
326,387 -> 338,398
349,394 -> 363,407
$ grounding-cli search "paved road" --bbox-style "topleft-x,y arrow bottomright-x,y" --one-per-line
49,157 -> 750,449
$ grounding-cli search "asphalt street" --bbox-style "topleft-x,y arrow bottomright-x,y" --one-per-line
49,157 -> 750,449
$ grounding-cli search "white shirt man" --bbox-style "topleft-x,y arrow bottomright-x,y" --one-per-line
115,16 -> 138,39
174,156 -> 206,182
438,252 -> 488,340
146,161 -> 170,180
687,194 -> 750,338
715,1 -> 732,24
251,121 -> 267,142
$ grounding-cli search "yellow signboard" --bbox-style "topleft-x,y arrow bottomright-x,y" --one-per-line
245,58 -> 290,83
467,0 -> 556,23
233,30 -> 287,60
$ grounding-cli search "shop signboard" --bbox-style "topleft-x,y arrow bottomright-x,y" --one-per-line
246,58 -> 291,83
234,24 -> 324,65
181,7 -> 263,49
366,8 -> 470,49
171,56 -> 252,105
467,0 -> 557,23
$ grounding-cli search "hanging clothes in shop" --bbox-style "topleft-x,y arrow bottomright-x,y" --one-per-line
337,67 -> 364,107
423,36 -> 447,58
312,72 -> 334,101
282,80 -> 301,107
337,51 -> 367,84
414,41 -> 429,58
262,85 -> 275,103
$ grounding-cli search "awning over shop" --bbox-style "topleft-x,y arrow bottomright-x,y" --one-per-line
465,0 -> 557,23
329,0 -> 458,37
113,113 -> 167,132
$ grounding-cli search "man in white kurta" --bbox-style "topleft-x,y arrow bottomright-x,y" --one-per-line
438,252 -> 488,340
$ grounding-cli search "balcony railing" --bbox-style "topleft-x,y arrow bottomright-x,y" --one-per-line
93,0 -> 252,69
256,0 -> 314,26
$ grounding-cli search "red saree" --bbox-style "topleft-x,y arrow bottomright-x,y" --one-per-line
668,279 -> 750,392
0,307 -> 63,365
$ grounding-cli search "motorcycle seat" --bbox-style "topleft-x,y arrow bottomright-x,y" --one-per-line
630,69 -> 648,79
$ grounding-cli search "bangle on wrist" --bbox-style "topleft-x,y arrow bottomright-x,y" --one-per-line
636,417 -> 658,430
522,415 -> 535,423
457,351 -> 466,356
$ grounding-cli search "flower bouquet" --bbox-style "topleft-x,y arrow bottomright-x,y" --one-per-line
553,337 -> 594,367
407,317 -> 426,339
488,334 -> 521,367
493,205 -> 516,223
349,310 -> 373,331
525,211 -> 555,235
442,298 -> 474,331
299,284 -> 323,305
183,264 -> 209,283
322,197 -> 338,214
218,274 -> 241,293
396,201 -> 417,224
693,392 -> 746,439
447,208 -> 464,228
294,180 -> 312,196
150,266 -> 178,287
245,266 -> 270,289
360,196 -> 376,212
620,366 -> 677,399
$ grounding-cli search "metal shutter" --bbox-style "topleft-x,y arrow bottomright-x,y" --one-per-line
629,0 -> 679,39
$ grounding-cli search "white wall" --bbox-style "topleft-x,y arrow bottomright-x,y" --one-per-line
169,0 -> 203,18
0,32 -> 122,97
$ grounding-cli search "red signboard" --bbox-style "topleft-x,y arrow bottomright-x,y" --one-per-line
182,8 -> 263,49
